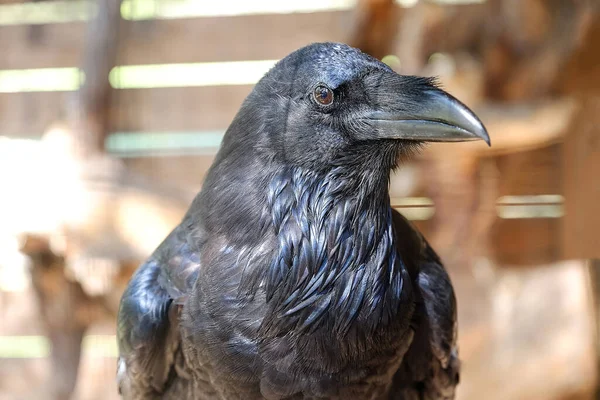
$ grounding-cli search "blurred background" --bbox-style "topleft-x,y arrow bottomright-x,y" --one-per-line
0,0 -> 599,399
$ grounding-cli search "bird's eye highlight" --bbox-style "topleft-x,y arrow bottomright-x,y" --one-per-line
313,85 -> 334,106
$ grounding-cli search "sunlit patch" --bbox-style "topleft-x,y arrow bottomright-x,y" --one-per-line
0,68 -> 83,93
0,0 -> 485,26
497,195 -> 564,205
391,197 -> 434,207
109,60 -> 277,89
496,195 -> 564,219
497,205 -> 564,219
105,131 -> 225,156
395,207 -> 436,221
0,235 -> 29,292
381,55 -> 402,71
122,0 -> 356,20
0,335 -> 117,358
391,197 -> 435,221
427,53 -> 456,77
432,0 -> 485,3
0,336 -> 50,358
0,60 -> 277,93
0,0 -> 93,26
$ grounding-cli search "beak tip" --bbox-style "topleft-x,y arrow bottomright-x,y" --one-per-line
426,89 -> 492,146
478,128 -> 491,146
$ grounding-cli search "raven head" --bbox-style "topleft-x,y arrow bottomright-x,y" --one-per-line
237,42 -> 489,171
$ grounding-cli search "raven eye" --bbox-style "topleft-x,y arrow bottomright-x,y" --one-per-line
313,85 -> 334,106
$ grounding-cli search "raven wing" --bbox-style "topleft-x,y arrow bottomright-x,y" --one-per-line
390,210 -> 460,400
117,225 -> 201,399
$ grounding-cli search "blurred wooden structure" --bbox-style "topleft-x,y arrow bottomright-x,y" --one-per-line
0,0 -> 597,265
0,0 -> 599,399
19,234 -> 111,400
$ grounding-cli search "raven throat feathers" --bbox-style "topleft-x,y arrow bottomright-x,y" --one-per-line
256,166 -> 408,337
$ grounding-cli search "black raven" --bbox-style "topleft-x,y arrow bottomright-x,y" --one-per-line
117,42 -> 489,400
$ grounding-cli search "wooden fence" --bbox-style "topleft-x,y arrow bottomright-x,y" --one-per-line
0,1 -> 584,267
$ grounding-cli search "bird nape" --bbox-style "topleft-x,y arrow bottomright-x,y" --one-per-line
117,42 -> 489,400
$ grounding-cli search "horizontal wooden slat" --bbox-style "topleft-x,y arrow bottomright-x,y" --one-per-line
0,23 -> 85,69
0,0 -> 36,3
0,0 -> 64,4
0,85 -> 252,136
0,90 -> 71,136
123,154 -> 215,190
494,143 -> 563,197
0,11 -> 354,69
110,85 -> 252,132
491,217 -> 562,266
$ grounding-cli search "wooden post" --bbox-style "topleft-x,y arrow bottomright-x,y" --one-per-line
69,0 -> 123,158
348,0 -> 401,61
561,12 -> 600,260
35,1 -> 125,399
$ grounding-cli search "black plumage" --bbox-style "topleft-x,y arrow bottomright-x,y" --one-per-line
117,42 -> 489,400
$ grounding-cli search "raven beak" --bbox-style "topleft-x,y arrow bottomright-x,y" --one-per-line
366,90 -> 490,146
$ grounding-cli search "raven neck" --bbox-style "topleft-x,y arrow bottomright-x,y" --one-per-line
259,166 -> 406,337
